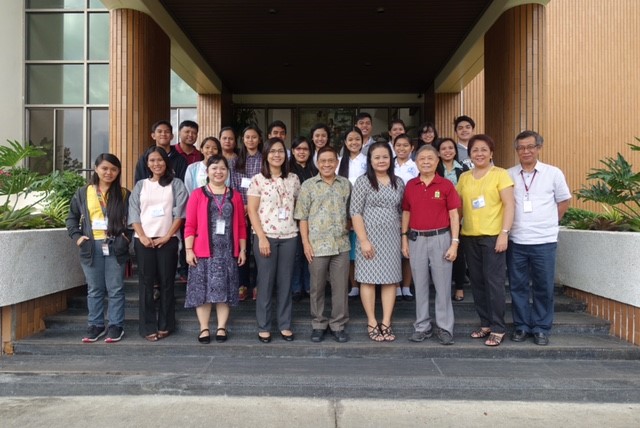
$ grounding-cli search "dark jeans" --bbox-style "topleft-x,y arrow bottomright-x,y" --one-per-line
135,237 -> 178,336
291,235 -> 311,294
239,221 -> 256,290
507,241 -> 557,334
462,235 -> 506,333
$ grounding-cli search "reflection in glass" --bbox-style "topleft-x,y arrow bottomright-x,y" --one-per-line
28,64 -> 84,104
170,108 -> 197,145
299,108 -> 354,150
266,109 -> 292,146
27,13 -> 84,60
89,64 -> 109,104
27,0 -> 85,9
27,109 -> 55,174
89,13 -> 109,60
171,71 -> 197,106
90,109 -> 109,161
56,109 -> 84,171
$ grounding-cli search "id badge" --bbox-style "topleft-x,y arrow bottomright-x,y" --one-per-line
523,200 -> 533,213
101,242 -> 110,256
92,219 -> 108,230
278,207 -> 287,220
216,218 -> 226,235
241,177 -> 252,188
150,204 -> 164,218
472,195 -> 486,209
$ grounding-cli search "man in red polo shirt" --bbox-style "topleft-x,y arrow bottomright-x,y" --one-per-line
402,145 -> 461,345
174,120 -> 203,165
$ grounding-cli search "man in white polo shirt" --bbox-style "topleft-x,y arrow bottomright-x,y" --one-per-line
507,130 -> 571,346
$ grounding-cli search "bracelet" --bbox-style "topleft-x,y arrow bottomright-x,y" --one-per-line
185,247 -> 193,250
451,238 -> 460,243
239,249 -> 247,253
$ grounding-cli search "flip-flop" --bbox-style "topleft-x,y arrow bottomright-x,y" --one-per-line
145,333 -> 159,342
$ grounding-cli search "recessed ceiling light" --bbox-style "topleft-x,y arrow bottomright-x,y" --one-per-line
376,7 -> 385,13
268,8 -> 278,14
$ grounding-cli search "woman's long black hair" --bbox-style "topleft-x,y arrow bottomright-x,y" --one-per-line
91,153 -> 127,237
365,141 -> 398,191
145,146 -> 175,187
235,124 -> 263,174
337,126 -> 363,179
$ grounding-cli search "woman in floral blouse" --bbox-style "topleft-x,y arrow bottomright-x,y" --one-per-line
247,137 -> 301,343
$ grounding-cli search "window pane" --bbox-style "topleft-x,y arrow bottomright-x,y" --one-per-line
89,0 -> 107,9
28,64 -> 84,104
299,108 -> 354,150
170,70 -> 197,106
56,109 -> 84,171
27,0 -> 85,9
393,107 -> 422,138
27,109 -> 55,174
88,64 -> 109,104
267,109 -> 291,146
27,13 -> 84,60
170,108 -> 197,145
89,13 -> 109,60
90,109 -> 109,161
233,108 -> 266,141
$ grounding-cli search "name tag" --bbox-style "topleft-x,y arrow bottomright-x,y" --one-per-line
101,242 -> 110,256
92,219 -> 108,230
472,195 -> 485,209
523,200 -> 533,213
278,207 -> 287,220
241,177 -> 252,188
150,204 -> 165,218
216,219 -> 226,235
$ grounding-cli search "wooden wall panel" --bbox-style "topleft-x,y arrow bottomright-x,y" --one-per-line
435,93 -> 461,139
546,0 -> 640,210
485,4 -> 545,169
197,94 -> 222,142
110,9 -> 170,189
435,71 -> 485,140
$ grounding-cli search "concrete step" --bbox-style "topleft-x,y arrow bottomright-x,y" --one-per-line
13,329 -> 640,361
42,305 -> 611,336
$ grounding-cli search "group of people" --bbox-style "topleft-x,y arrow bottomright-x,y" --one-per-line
66,113 -> 571,348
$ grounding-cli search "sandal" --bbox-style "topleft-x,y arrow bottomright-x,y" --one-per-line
215,327 -> 228,343
157,330 -> 170,340
145,333 -> 159,342
367,324 -> 384,342
485,332 -> 505,347
380,323 -> 396,342
470,328 -> 491,339
198,329 -> 210,344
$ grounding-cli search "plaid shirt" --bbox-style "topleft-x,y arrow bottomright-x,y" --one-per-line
230,152 -> 262,204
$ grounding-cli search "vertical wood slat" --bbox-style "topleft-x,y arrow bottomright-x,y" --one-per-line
484,4 -> 545,169
197,94 -> 222,143
545,0 -> 640,211
434,71 -> 485,140
110,9 -> 170,189
435,93 -> 461,138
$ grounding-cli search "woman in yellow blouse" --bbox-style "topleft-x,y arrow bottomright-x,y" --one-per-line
457,135 -> 514,347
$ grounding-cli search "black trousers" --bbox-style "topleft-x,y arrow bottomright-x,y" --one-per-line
135,237 -> 178,336
462,235 -> 506,333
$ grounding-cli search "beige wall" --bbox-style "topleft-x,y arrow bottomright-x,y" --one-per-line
545,0 -> 640,209
0,1 -> 25,145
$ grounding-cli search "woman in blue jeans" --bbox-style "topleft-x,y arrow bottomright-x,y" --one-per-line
66,153 -> 131,343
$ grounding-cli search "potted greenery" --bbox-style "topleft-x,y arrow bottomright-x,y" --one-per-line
0,140 -> 86,308
555,139 -> 640,307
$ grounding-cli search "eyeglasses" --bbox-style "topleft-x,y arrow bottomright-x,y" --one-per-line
293,147 -> 309,151
269,149 -> 286,155
516,145 -> 539,152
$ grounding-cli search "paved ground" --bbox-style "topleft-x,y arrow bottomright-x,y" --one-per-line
1,396 -> 639,427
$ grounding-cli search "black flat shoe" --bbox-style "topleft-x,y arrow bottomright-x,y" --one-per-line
198,329 -> 210,344
511,329 -> 530,342
280,331 -> 295,341
258,333 -> 272,343
533,332 -> 549,346
215,327 -> 228,343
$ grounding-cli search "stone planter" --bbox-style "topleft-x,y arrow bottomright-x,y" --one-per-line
556,228 -> 640,307
0,229 -> 85,307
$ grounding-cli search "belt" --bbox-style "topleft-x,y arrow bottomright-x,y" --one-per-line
411,227 -> 450,237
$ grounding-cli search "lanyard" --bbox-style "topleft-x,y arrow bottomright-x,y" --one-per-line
95,186 -> 108,216
209,186 -> 228,216
520,169 -> 537,194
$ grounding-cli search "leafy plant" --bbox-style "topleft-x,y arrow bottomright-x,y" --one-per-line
0,140 -> 85,230
569,139 -> 640,232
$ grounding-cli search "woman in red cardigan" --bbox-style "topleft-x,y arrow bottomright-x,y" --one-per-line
184,155 -> 247,343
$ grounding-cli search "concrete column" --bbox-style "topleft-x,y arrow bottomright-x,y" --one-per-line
197,94 -> 222,141
109,9 -> 170,189
484,3 -> 546,168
